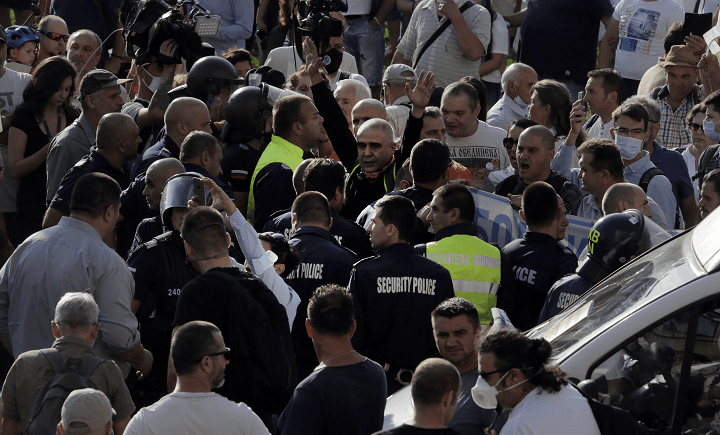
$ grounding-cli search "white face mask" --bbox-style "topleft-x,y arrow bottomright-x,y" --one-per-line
471,370 -> 534,409
704,118 -> 720,142
141,64 -> 162,94
614,135 -> 643,160
514,95 -> 528,112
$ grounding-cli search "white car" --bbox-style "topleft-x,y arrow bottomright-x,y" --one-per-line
386,209 -> 720,434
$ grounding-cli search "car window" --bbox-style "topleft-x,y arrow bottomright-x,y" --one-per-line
528,232 -> 697,365
587,300 -> 720,434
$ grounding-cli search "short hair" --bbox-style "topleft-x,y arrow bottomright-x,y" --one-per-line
664,22 -> 685,55
96,113 -> 133,151
304,158 -> 346,200
54,292 -> 99,332
521,181 -> 558,227
521,125 -> 555,151
687,102 -> 706,124
257,233 -> 301,278
625,95 -> 661,123
576,139 -> 624,181
221,48 -> 253,66
409,139 -> 450,184
704,169 -> 720,193
38,15 -> 66,32
602,183 -> 642,214
171,321 -> 221,376
68,29 -> 101,50
333,79 -> 371,101
357,118 -> 395,143
509,118 -> 538,131
532,80 -> 571,137
374,195 -> 416,242
704,90 -> 720,115
459,77 -> 487,121
501,62 -> 535,93
395,159 -> 413,188
293,159 -> 314,195
307,284 -> 355,336
431,297 -> 480,331
70,173 -> 121,218
433,184 -> 476,223
179,131 -> 221,162
411,358 -> 461,407
587,69 -> 623,104
292,191 -> 332,227
479,329 -> 567,393
180,206 -> 228,257
613,102 -> 649,130
442,82 -> 479,113
273,95 -> 313,138
165,97 -> 207,128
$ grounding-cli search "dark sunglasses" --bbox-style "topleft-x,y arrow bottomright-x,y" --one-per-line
479,368 -> 504,380
503,137 -> 517,149
197,347 -> 231,362
688,123 -> 704,132
38,30 -> 69,42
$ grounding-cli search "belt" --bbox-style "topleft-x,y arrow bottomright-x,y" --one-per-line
345,14 -> 370,20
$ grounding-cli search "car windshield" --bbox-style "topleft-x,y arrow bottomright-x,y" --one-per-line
527,229 -> 700,365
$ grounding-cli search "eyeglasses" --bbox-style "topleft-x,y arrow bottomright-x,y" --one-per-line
197,347 -> 231,362
479,369 -> 504,380
38,30 -> 69,42
503,137 -> 517,149
689,123 -> 704,132
612,127 -> 646,136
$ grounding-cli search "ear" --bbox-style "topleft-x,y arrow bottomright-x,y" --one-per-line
400,179 -> 411,190
608,90 -> 618,104
328,217 -> 333,230
52,321 -> 61,338
472,104 -> 481,119
349,319 -> 357,338
333,186 -> 343,204
449,207 -> 461,223
305,318 -> 314,339
89,322 -> 100,342
291,120 -> 303,137
617,200 -> 629,212
85,94 -> 97,110
386,222 -> 398,239
226,233 -> 231,248
506,81 -> 517,99
519,209 -> 527,223
176,121 -> 188,136
184,240 -> 196,258
291,212 -> 298,229
652,121 -> 661,139
441,389 -> 455,409
201,150 -> 211,165
104,204 -> 116,223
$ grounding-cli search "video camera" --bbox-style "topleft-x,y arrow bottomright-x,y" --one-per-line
295,0 -> 348,53
121,0 -> 221,65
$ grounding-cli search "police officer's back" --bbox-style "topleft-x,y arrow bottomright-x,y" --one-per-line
348,195 -> 454,396
502,182 -> 577,331
285,192 -> 360,379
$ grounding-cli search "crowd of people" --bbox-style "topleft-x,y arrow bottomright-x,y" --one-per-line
0,0 -> 717,432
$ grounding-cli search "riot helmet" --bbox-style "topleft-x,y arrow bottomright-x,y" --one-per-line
159,172 -> 211,229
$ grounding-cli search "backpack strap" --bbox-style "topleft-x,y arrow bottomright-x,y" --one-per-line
694,144 -> 720,182
582,114 -> 599,131
413,1 -> 475,69
39,349 -> 65,375
76,355 -> 105,379
639,167 -> 664,193
570,193 -> 588,215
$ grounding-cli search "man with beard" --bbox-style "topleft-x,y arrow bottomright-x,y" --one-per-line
124,321 -> 269,434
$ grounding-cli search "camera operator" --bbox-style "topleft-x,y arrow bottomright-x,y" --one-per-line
196,0 -> 253,55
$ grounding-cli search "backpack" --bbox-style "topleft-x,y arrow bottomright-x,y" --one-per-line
203,269 -> 297,418
25,349 -> 105,435
693,143 -> 720,186
639,167 -> 682,229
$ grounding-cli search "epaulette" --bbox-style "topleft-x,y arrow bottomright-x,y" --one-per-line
353,255 -> 378,268
144,230 -> 174,249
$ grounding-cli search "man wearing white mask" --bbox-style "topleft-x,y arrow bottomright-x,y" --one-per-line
487,63 -> 537,132
122,40 -> 178,150
610,102 -> 677,227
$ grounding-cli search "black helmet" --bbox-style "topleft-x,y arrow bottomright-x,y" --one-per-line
159,172 -> 210,228
246,65 -> 286,88
186,56 -> 244,103
576,209 -> 653,283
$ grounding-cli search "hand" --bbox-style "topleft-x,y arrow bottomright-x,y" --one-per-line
103,56 -> 122,75
407,70 -> 436,116
135,348 -> 154,380
188,177 -> 237,215
158,39 -> 179,65
418,205 -> 432,227
686,35 -> 707,58
700,52 -> 720,77
472,169 -> 489,189
256,20 -> 268,34
436,0 -> 461,21
507,194 -> 521,210
368,17 -> 381,29
302,37 -> 325,84
569,100 -> 585,137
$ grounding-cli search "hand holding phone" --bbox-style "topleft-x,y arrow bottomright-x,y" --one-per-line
193,179 -> 207,206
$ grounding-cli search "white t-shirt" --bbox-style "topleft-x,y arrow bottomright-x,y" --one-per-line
124,392 -> 270,435
481,14 -> 510,84
682,146 -> 700,201
446,120 -> 509,184
613,0 -> 684,80
500,385 -> 601,435
264,46 -> 359,82
0,67 -> 31,213
585,116 -> 615,141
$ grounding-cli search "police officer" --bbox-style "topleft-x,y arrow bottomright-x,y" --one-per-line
416,184 -> 515,325
126,172 -> 209,406
349,195 -> 454,395
538,209 -> 655,323
178,131 -> 234,201
284,191 -> 359,379
263,158 -> 373,258
502,181 -> 578,331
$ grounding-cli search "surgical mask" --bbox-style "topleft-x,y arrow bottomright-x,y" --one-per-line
614,135 -> 643,160
141,64 -> 162,94
471,370 -> 535,409
320,48 -> 343,75
513,95 -> 528,112
704,118 -> 720,142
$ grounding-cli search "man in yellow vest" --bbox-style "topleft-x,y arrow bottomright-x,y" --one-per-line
248,94 -> 324,229
416,184 -> 514,325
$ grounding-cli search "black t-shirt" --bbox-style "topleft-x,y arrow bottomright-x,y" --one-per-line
12,105 -> 78,211
374,425 -> 461,435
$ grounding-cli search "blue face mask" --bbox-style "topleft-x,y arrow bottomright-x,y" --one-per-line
703,118 -> 720,142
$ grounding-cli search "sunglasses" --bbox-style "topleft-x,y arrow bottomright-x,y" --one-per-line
503,137 -> 517,149
197,347 -> 231,362
38,30 -> 69,42
688,123 -> 703,132
479,368 -> 504,380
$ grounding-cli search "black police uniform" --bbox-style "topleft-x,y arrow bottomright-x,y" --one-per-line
263,208 -> 373,258
538,273 -> 594,324
119,175 -> 157,258
348,243 -> 454,395
130,133 -> 179,180
129,216 -> 165,255
501,232 -> 578,331
494,171 -> 582,213
127,230 -> 198,407
285,226 -> 359,379
182,162 -> 235,201
221,141 -> 261,198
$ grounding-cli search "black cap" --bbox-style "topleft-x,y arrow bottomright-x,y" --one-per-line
79,69 -> 132,98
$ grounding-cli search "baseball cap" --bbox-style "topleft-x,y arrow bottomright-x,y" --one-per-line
79,69 -> 132,98
61,389 -> 116,434
383,64 -> 417,82
658,45 -> 698,69
0,27 -> 7,44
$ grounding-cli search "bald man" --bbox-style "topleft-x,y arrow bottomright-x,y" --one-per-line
67,30 -> 102,85
44,113 -> 141,230
495,126 -> 582,213
352,98 -> 389,137
602,182 -> 654,218
130,97 -> 213,180
35,15 -> 68,65
487,63 -> 538,132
